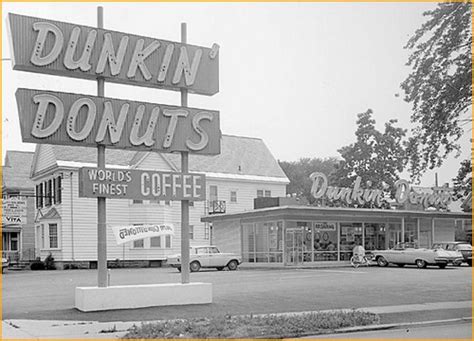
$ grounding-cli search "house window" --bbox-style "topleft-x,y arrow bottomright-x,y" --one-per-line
165,235 -> 171,248
189,225 -> 194,240
150,199 -> 160,204
204,224 -> 210,240
133,239 -> 144,248
7,192 -> 20,198
41,225 -> 45,249
2,232 -> 19,251
132,199 -> 143,204
49,223 -> 58,248
36,183 -> 44,208
230,191 -> 237,203
54,176 -> 62,204
189,201 -> 194,207
257,190 -> 271,198
164,200 -> 171,206
209,185 -> 218,201
150,236 -> 161,248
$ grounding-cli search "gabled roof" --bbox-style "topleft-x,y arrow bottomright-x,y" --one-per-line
166,135 -> 288,178
2,151 -> 35,190
32,135 -> 288,180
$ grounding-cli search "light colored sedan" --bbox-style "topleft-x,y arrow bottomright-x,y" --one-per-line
431,243 -> 464,266
167,246 -> 242,272
372,242 -> 458,269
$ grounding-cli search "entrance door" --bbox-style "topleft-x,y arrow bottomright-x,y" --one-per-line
285,228 -> 304,265
388,230 -> 402,249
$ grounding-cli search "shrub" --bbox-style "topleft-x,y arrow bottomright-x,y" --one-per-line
30,258 -> 45,271
44,253 -> 56,270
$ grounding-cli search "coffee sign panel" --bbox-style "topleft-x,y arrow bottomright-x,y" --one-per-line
16,88 -> 221,154
7,13 -> 219,95
78,167 -> 206,201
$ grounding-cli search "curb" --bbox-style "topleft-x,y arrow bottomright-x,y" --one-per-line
329,316 -> 472,334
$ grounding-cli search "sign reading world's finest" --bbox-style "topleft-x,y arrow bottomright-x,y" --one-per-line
16,88 -> 220,154
7,13 -> 219,95
78,167 -> 206,201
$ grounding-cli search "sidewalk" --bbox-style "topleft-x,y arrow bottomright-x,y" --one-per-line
2,300 -> 471,339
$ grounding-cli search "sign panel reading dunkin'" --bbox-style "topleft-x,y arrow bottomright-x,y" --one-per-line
16,88 -> 220,154
78,167 -> 206,201
7,13 -> 219,95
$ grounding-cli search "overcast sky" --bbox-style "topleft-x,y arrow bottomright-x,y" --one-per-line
2,2 -> 471,187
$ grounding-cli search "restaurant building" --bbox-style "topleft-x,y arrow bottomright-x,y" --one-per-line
202,175 -> 472,266
29,135 -> 289,268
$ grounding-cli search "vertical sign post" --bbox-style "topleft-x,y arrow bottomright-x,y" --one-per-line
180,23 -> 190,284
97,6 -> 107,288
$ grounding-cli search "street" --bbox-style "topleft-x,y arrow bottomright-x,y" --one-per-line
2,265 -> 471,322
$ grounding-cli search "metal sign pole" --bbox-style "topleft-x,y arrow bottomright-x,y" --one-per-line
97,6 -> 107,288
180,22 -> 190,284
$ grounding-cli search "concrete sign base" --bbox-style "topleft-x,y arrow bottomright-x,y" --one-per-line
75,282 -> 212,312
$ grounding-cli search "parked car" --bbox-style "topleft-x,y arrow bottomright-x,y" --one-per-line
167,246 -> 242,272
432,242 -> 472,266
2,258 -> 9,273
372,242 -> 458,269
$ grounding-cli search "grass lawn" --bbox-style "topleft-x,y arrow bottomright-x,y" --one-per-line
122,310 -> 379,338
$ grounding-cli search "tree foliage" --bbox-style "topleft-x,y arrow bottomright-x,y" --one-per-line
279,157 -> 339,204
330,109 -> 407,199
401,2 -> 472,178
452,158 -> 472,200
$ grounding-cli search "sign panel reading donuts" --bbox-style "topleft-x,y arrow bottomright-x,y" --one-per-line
7,13 -> 219,95
78,167 -> 206,201
16,88 -> 220,154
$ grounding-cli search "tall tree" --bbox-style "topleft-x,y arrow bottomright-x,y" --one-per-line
401,2 -> 472,179
279,157 -> 338,204
331,109 -> 407,202
452,158 -> 472,205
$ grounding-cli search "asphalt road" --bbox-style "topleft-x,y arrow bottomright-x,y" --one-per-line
2,265 -> 472,322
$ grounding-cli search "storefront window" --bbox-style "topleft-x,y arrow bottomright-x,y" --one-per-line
242,222 -> 283,263
267,222 -> 283,263
364,223 -> 386,251
404,221 -> 417,244
242,223 -> 255,262
388,223 -> 402,249
340,223 -> 362,260
313,222 -> 337,261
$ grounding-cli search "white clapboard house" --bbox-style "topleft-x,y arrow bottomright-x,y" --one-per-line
31,134 -> 289,269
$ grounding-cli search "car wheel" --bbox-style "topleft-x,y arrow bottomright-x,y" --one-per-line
438,263 -> 447,269
416,259 -> 427,269
376,256 -> 388,267
397,264 -> 404,267
216,267 -> 224,271
227,260 -> 238,271
190,261 -> 201,272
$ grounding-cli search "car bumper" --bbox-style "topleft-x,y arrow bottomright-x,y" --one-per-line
434,257 -> 449,264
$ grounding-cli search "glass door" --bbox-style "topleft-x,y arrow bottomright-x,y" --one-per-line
285,228 -> 304,265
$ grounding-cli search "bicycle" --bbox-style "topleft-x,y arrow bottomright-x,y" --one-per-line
350,253 -> 372,268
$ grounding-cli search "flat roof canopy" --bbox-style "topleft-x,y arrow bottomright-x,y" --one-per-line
202,205 -> 472,224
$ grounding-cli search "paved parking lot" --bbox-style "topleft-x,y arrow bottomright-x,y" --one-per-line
2,265 -> 471,322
